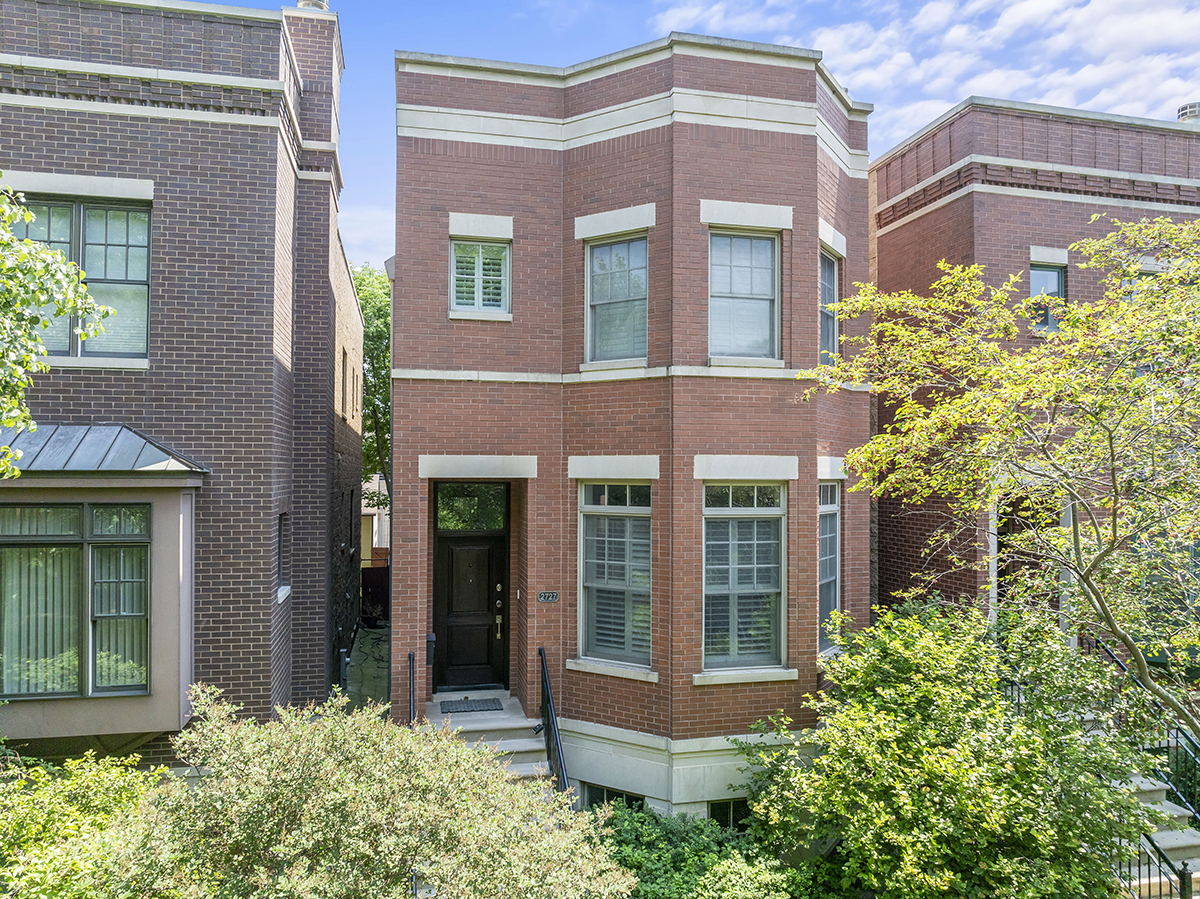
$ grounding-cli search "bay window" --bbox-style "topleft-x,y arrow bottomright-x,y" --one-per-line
703,484 -> 783,668
588,237 -> 647,361
581,483 -> 651,665
0,504 -> 150,698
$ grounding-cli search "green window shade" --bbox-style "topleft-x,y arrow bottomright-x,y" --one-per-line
0,545 -> 81,696
0,506 -> 82,537
92,544 -> 148,690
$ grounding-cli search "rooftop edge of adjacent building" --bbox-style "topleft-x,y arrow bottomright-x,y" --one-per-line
873,95 -> 1200,170
395,31 -> 873,118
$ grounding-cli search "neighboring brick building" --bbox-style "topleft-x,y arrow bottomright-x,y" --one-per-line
0,0 -> 362,758
392,33 -> 871,815
871,97 -> 1200,604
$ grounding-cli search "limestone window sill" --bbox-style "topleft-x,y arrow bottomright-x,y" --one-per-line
708,356 -> 785,369
449,309 -> 513,322
579,357 -> 647,372
566,657 -> 659,683
42,355 -> 149,370
692,668 -> 798,686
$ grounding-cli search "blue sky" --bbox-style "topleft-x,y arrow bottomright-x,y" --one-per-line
260,0 -> 1200,267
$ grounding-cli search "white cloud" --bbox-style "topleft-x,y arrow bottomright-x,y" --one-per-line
338,206 -> 395,271
650,1 -> 797,35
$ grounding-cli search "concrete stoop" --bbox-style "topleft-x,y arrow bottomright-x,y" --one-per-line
427,690 -> 550,781
1126,774 -> 1200,896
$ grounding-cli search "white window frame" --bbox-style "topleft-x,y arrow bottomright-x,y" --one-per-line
585,234 -> 649,364
449,239 -> 512,320
701,483 -> 787,671
578,482 -> 652,668
707,230 -> 781,362
818,481 -> 840,654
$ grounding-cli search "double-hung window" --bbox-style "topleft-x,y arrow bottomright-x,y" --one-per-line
588,238 -> 647,361
581,483 -> 651,666
1030,265 -> 1065,331
451,240 -> 510,314
709,233 -> 777,358
818,483 -> 840,653
0,504 -> 150,698
703,485 -> 783,668
820,250 -> 839,364
13,200 -> 150,357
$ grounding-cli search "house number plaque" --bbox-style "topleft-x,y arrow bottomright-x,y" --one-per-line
537,591 -> 560,603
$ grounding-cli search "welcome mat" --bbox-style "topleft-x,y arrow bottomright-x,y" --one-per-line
440,698 -> 503,714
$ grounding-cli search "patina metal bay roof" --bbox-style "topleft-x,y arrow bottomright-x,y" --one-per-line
0,424 -> 208,476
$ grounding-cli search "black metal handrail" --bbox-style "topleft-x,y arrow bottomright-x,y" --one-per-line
537,647 -> 570,793
1117,833 -> 1193,899
1081,634 -> 1200,821
408,651 -> 416,724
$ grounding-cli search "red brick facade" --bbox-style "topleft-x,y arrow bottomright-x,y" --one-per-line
0,0 -> 361,753
393,34 -> 871,810
872,98 -> 1200,604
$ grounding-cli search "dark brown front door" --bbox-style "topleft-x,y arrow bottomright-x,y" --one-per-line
432,483 -> 509,690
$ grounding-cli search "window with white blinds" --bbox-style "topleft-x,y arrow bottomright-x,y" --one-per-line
451,240 -> 510,313
581,483 -> 651,666
818,482 -> 840,653
819,250 -> 839,364
703,484 -> 784,668
0,504 -> 150,698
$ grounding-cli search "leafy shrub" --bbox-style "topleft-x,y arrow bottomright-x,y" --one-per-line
692,852 -> 788,899
0,751 -> 161,897
737,603 -> 1163,899
599,803 -> 755,899
4,687 -> 634,899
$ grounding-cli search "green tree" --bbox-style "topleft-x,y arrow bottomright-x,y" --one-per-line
353,264 -> 391,508
804,217 -> 1200,742
6,688 -> 634,899
736,604 -> 1161,899
0,181 -> 109,477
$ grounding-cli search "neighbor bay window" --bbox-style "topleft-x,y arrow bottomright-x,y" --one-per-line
0,504 -> 150,698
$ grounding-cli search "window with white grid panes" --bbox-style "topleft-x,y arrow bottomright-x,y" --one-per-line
819,250 -> 838,364
703,484 -> 783,668
818,482 -> 840,653
451,240 -> 510,313
580,483 -> 651,666
588,237 -> 647,361
708,233 -> 777,358
12,201 -> 150,357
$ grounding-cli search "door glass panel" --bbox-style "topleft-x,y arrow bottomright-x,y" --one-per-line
437,483 -> 507,531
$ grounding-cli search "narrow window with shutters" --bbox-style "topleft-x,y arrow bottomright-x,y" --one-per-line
580,483 -> 651,666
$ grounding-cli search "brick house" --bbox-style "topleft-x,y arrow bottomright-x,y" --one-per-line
392,33 -> 871,815
0,0 -> 362,759
871,97 -> 1200,603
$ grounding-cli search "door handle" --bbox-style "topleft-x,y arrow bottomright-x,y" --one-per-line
495,614 -> 502,639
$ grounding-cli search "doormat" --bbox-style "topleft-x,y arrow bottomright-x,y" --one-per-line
440,698 -> 503,714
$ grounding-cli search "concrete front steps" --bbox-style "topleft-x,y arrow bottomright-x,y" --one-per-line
1127,774 -> 1200,896
427,689 -> 550,781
